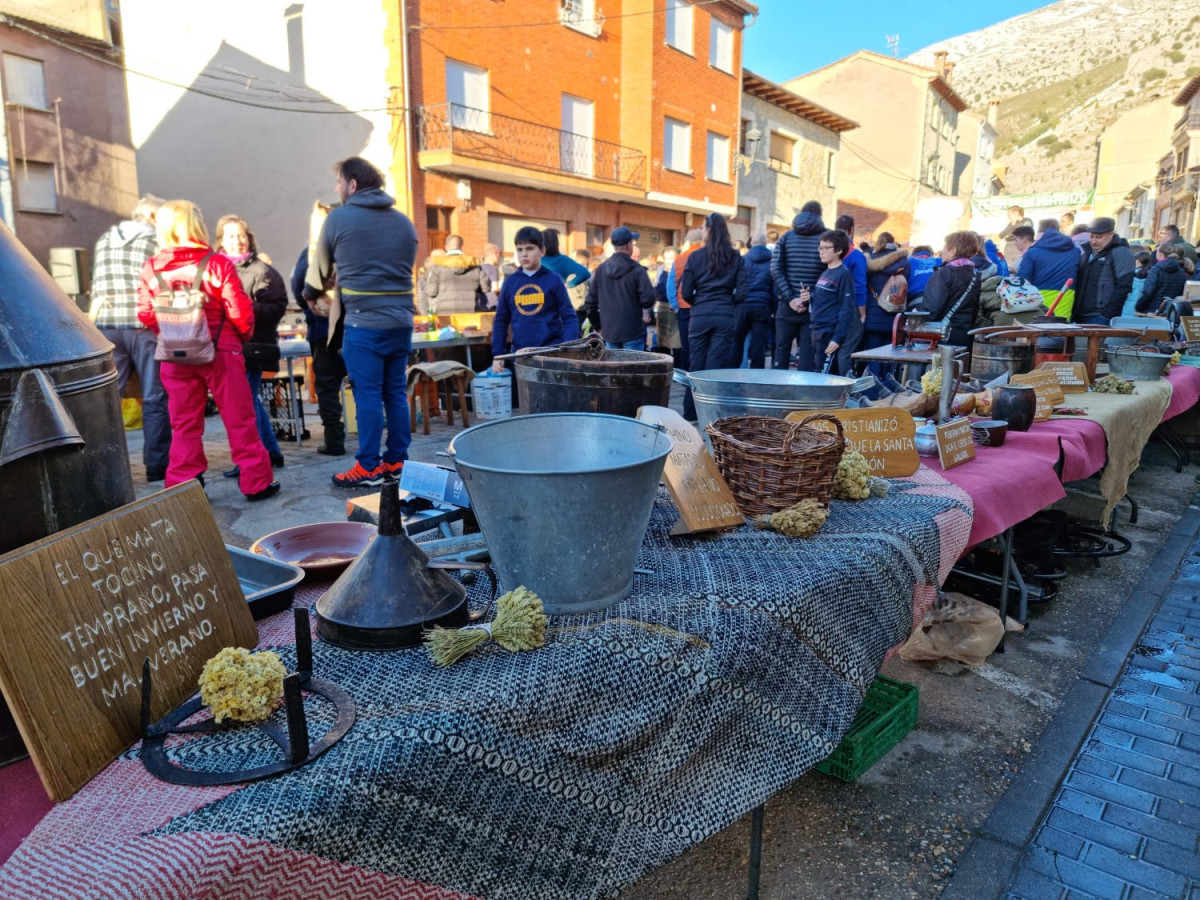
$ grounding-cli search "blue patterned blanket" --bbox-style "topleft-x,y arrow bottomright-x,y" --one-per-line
2,477 -> 971,899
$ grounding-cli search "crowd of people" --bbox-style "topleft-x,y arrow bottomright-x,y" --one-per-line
89,168 -> 1200,478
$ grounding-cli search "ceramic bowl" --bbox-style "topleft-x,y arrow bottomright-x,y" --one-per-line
971,419 -> 1008,447
250,522 -> 377,576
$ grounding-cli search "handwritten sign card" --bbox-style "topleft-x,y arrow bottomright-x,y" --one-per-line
638,406 -> 743,534
1182,316 -> 1200,342
0,483 -> 257,800
787,408 -> 918,477
1011,369 -> 1064,421
935,419 -> 976,469
1038,361 -> 1088,393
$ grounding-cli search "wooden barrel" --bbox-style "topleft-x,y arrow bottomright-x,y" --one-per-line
515,348 -> 674,418
970,339 -> 1035,381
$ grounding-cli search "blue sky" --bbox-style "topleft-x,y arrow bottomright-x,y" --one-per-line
742,0 -> 1056,83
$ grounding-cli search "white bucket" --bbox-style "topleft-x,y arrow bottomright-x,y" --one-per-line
471,369 -> 512,419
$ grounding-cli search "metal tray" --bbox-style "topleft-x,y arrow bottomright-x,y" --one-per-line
227,544 -> 305,620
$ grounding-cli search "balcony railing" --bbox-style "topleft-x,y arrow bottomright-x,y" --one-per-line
417,104 -> 645,190
1175,109 -> 1200,132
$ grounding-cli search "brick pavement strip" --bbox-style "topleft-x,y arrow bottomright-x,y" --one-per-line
1083,740 -> 1169,778
1100,802 -> 1198,853
998,524 -> 1200,898
1063,769 -> 1158,814
1081,841 -> 1188,896
1046,806 -> 1141,856
1021,844 -> 1136,898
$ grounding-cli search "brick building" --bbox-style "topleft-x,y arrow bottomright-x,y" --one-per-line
400,0 -> 757,264
0,1 -> 138,276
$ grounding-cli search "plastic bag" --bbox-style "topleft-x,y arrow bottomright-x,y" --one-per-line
899,592 -> 1004,666
122,397 -> 142,430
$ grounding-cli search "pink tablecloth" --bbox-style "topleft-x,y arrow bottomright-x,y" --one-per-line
923,416 -> 1109,546
1164,366 -> 1200,422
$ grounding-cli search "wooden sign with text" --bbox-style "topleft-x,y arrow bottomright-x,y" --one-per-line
936,418 -> 976,469
638,406 -> 744,534
0,483 -> 258,800
1038,361 -> 1089,393
1011,369 -> 1064,421
787,407 -> 919,477
1181,316 -> 1200,342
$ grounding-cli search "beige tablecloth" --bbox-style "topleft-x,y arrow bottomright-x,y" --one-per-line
1053,379 -> 1172,526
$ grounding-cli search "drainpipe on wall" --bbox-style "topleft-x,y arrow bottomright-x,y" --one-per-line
398,0 -> 415,221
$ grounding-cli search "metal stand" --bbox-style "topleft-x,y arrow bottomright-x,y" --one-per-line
747,803 -> 765,900
1153,422 -> 1190,473
140,608 -> 355,786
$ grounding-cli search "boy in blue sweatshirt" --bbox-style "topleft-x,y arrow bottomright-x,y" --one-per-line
491,226 -> 580,372
802,229 -> 857,375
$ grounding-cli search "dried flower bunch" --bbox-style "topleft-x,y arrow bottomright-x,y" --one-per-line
198,647 -> 287,724
425,586 -> 548,666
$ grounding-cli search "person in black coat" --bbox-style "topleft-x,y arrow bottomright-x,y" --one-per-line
680,213 -> 743,372
733,232 -> 774,368
1138,248 -> 1189,314
216,215 -> 288,470
769,201 -> 825,370
920,231 -> 982,349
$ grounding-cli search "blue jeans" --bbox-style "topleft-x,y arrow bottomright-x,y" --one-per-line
606,337 -> 645,351
245,370 -> 281,455
342,324 -> 412,470
102,327 -> 171,471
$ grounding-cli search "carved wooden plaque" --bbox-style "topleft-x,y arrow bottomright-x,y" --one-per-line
0,483 -> 257,800
638,406 -> 744,534
1038,361 -> 1088,393
1011,369 -> 1064,420
788,407 -> 919,477
936,419 -> 976,469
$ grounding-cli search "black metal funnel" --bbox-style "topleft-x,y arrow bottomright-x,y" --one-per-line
0,368 -> 84,466
315,480 -> 469,649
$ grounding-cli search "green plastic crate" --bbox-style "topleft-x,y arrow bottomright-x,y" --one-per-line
816,675 -> 919,782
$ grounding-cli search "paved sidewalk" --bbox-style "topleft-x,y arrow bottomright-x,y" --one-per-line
948,511 -> 1200,899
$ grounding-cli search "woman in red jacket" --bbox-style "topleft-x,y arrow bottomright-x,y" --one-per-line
137,200 -> 280,501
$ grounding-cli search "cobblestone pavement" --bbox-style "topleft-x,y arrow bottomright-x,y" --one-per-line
1003,535 -> 1200,899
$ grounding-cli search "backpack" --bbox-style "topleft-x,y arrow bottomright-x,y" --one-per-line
996,275 -> 1046,315
152,253 -> 224,365
872,272 -> 908,313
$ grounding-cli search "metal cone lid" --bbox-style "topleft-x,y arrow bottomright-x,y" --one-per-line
315,480 -> 468,649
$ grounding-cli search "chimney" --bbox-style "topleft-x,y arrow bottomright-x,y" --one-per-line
943,60 -> 955,83
987,99 -> 1000,128
285,3 -> 305,83
933,50 -> 947,76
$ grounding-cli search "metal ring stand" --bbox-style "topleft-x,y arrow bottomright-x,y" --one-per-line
140,608 -> 355,786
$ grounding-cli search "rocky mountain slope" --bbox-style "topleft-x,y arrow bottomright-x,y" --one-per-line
908,0 -> 1200,193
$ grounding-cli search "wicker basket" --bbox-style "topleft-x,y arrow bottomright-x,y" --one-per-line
705,413 -> 845,518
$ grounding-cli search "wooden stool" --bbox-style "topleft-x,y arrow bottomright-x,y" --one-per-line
409,372 -> 471,435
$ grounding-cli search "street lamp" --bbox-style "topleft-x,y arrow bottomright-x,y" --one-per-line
739,126 -> 762,175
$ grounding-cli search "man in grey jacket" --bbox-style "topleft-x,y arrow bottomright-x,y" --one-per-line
305,156 -> 418,488
419,234 -> 491,314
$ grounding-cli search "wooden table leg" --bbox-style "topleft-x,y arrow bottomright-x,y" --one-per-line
1084,335 -> 1101,383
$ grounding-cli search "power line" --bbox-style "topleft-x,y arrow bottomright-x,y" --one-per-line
2,16 -> 398,115
410,0 -> 751,32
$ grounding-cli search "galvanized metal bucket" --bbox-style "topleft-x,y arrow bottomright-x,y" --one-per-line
674,368 -> 872,435
447,413 -> 673,615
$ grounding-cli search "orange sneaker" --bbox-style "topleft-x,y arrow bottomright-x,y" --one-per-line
382,460 -> 405,478
332,462 -> 384,488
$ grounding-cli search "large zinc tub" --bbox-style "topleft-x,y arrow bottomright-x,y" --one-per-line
674,368 -> 872,433
447,413 -> 673,615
